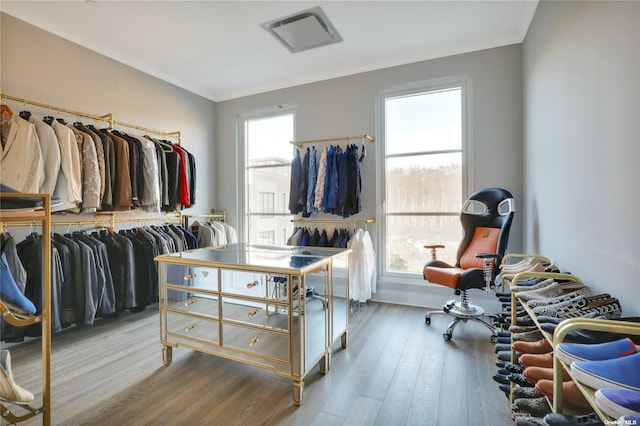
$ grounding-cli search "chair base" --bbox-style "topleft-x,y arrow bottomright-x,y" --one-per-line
425,299 -> 499,342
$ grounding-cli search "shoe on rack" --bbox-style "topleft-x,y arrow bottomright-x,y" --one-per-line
497,350 -> 519,362
512,397 -> 552,418
510,278 -> 555,293
0,253 -> 37,315
513,339 -> 553,355
571,352 -> 640,391
496,336 -> 512,345
566,298 -> 622,321
512,330 -> 545,342
594,388 -> 640,419
494,343 -> 512,353
517,282 -> 588,302
514,416 -> 547,426
499,362 -> 525,374
523,366 -> 571,384
492,373 -> 535,387
526,287 -> 593,309
0,350 -> 35,405
535,379 -> 593,413
510,325 -> 540,334
542,412 -> 605,426
520,352 -> 554,369
556,337 -> 637,365
512,385 -> 543,399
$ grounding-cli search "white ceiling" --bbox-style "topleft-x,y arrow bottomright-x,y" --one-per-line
1,1 -> 539,102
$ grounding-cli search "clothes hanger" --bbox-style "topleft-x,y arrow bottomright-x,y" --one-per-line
1,103 -> 13,118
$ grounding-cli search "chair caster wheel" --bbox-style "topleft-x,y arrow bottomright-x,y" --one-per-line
490,334 -> 497,343
443,333 -> 452,341
425,316 -> 431,325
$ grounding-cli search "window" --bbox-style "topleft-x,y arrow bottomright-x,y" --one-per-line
258,230 -> 275,245
379,82 -> 467,277
258,192 -> 275,217
242,109 -> 295,246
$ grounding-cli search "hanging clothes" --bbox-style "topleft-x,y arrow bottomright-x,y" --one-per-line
289,148 -> 303,214
347,228 -> 376,303
0,114 -> 45,193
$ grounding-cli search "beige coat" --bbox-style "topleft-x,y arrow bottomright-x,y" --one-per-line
0,115 -> 44,193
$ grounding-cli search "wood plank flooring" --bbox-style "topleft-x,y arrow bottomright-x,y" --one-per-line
2,302 -> 513,426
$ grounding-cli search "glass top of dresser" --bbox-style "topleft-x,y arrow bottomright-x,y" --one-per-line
156,243 -> 350,273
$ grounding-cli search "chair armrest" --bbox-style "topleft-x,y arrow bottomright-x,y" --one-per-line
424,244 -> 445,249
475,253 -> 500,259
424,244 -> 446,261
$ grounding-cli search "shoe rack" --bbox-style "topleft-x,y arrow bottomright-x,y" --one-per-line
551,317 -> 640,421
0,193 -> 51,425
508,270 -> 640,423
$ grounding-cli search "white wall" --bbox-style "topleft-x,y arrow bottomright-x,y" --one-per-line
216,45 -> 524,308
1,13 -> 216,214
523,1 -> 640,316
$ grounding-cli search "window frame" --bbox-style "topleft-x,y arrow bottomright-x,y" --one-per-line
238,106 -> 297,244
375,77 -> 472,282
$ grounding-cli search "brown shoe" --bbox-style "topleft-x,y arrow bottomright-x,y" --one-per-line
513,338 -> 553,354
534,379 -> 592,413
519,352 -> 554,369
523,366 -> 570,384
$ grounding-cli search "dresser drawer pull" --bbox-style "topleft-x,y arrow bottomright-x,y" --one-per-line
249,337 -> 260,346
185,323 -> 198,332
247,309 -> 259,318
184,273 -> 197,281
246,280 -> 259,289
185,298 -> 197,306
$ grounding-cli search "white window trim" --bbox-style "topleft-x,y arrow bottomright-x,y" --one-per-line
375,76 -> 472,283
237,105 -> 297,243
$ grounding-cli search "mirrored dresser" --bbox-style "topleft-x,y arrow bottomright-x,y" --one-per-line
155,243 -> 351,405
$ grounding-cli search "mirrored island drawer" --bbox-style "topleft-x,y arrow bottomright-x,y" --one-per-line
165,288 -> 219,318
166,311 -> 220,346
222,323 -> 289,362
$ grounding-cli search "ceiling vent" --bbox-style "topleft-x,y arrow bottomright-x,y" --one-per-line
261,6 -> 343,53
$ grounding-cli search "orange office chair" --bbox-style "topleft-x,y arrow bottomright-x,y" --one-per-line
423,188 -> 515,341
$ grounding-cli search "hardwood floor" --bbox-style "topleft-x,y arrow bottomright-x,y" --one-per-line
3,302 -> 513,426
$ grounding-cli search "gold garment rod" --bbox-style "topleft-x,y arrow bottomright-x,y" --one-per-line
291,217 -> 375,225
290,134 -> 375,148
1,92 -> 113,127
1,91 -> 181,144
183,210 -> 227,227
0,213 -> 182,229
112,119 -> 181,144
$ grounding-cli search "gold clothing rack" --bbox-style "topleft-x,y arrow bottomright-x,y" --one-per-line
290,134 -> 375,148
112,119 -> 181,144
1,92 -> 113,128
2,212 -> 182,231
291,216 -> 375,225
1,91 -> 181,143
182,210 -> 227,228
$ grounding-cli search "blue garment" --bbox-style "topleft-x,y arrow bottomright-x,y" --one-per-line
336,145 -> 350,217
0,252 -> 36,314
322,145 -> 334,211
344,144 -> 360,218
289,149 -> 303,214
326,145 -> 340,213
299,228 -> 311,246
317,229 -> 328,247
299,148 -> 311,217
305,146 -> 318,215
